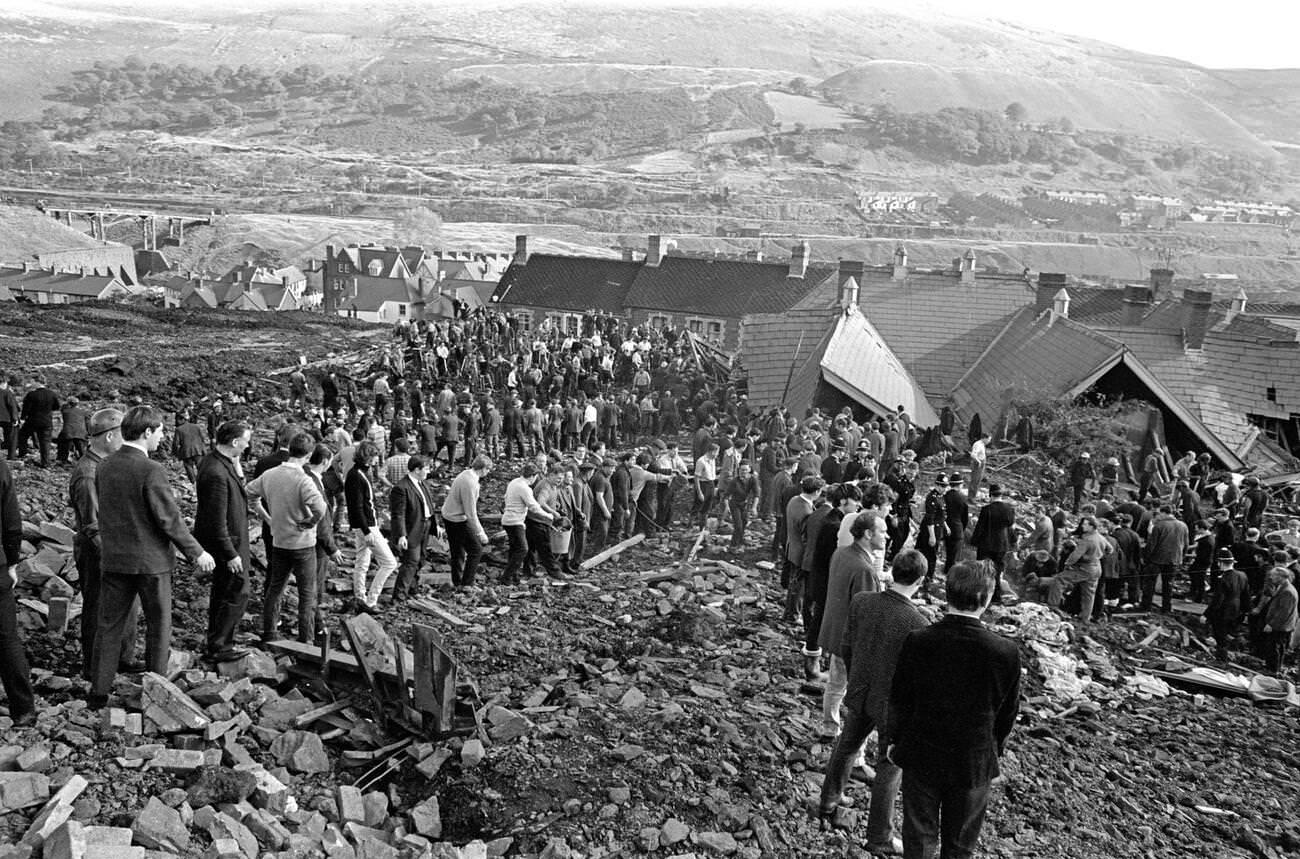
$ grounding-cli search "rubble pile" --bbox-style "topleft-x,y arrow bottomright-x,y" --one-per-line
0,305 -> 1298,857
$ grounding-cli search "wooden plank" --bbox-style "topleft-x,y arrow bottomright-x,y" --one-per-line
343,616 -> 392,729
578,533 -> 645,571
264,639 -> 414,684
291,698 -> 354,729
409,598 -> 469,628
412,624 -> 458,734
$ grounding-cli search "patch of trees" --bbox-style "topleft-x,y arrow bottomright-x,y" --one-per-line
42,56 -> 359,136
850,104 -> 1079,165
0,122 -> 58,169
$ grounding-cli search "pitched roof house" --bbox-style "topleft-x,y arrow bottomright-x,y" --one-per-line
490,234 -> 837,348
0,264 -> 137,304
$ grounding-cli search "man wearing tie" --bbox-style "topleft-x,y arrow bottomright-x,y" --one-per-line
195,420 -> 252,661
390,456 -> 435,599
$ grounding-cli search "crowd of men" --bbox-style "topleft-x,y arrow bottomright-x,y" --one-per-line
0,308 -> 1297,857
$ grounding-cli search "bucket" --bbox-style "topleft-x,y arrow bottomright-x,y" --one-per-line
549,526 -> 573,554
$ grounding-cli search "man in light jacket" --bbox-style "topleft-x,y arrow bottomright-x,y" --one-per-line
247,432 -> 326,643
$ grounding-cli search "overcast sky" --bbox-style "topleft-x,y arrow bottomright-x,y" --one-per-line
854,0 -> 1295,70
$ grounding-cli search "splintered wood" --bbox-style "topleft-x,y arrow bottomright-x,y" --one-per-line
412,625 -> 458,734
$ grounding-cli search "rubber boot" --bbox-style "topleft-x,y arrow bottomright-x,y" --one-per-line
803,648 -> 828,683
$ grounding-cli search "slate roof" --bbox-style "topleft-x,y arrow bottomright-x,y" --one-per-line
951,306 -> 1126,426
624,255 -> 836,317
792,265 -> 1038,399
340,278 -> 416,313
0,266 -> 128,298
491,254 -> 641,314
738,308 -> 838,416
821,306 -> 940,426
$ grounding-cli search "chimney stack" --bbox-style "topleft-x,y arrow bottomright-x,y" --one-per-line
960,249 -> 976,284
1122,284 -> 1153,326
621,247 -> 634,261
1182,289 -> 1213,350
744,249 -> 763,262
892,245 -> 908,281
1050,288 -> 1071,322
788,240 -> 809,279
1228,287 -> 1248,320
514,234 -> 529,264
838,259 -> 864,307
1035,272 -> 1068,313
646,235 -> 665,267
1150,268 -> 1174,300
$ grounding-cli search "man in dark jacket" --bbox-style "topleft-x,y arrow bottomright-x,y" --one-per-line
195,420 -> 252,662
69,409 -> 137,679
969,483 -> 1016,599
0,456 -> 35,725
943,473 -> 970,574
18,376 -> 59,467
1143,505 -> 1189,612
885,560 -> 1021,859
56,397 -> 91,463
89,406 -> 215,707
389,457 -> 435,599
802,483 -> 860,678
0,376 -> 18,461
174,411 -> 208,484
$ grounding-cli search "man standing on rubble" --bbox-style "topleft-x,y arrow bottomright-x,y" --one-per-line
88,406 -> 215,708
969,484 -> 1015,601
18,376 -> 58,468
0,454 -> 35,725
0,376 -> 18,461
1142,503 -> 1188,613
70,409 -> 139,679
247,432 -> 327,644
885,560 -> 1021,859
442,455 -> 492,588
196,420 -> 253,662
818,548 -> 929,852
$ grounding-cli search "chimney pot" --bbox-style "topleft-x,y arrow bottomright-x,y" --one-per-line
1051,287 -> 1071,321
892,245 -> 908,281
960,250 -> 976,283
838,259 -> 865,306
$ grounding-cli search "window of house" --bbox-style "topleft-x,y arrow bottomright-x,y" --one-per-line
398,304 -> 407,317
515,310 -> 533,333
1268,387 -> 1278,403
648,314 -> 671,328
337,261 -> 350,274
685,316 -> 725,339
368,259 -> 384,276
1248,412 -> 1300,454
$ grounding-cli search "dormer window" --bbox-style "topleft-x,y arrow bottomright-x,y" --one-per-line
368,259 -> 384,276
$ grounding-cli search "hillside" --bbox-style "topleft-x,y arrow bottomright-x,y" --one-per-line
0,0 -> 1294,159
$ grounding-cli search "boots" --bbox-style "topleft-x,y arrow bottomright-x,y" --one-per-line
803,648 -> 828,682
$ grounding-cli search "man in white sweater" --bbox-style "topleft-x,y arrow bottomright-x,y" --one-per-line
500,463 -> 554,584
441,456 -> 493,587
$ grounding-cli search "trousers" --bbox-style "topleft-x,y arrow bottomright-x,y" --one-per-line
445,519 -> 482,586
900,771 -> 992,859
0,577 -> 35,719
352,527 -> 398,607
264,546 -> 317,643
820,705 -> 900,849
76,538 -> 138,677
204,549 -> 249,655
392,518 -> 429,595
91,571 -> 172,698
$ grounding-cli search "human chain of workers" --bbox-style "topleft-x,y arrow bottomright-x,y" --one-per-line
0,307 -> 1296,858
